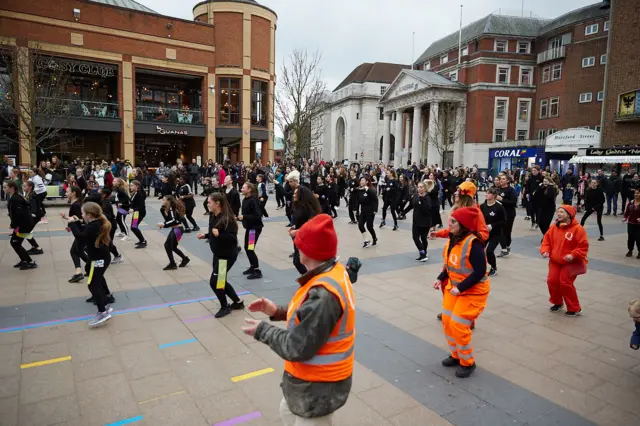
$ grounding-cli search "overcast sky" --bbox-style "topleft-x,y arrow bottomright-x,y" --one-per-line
138,0 -> 598,90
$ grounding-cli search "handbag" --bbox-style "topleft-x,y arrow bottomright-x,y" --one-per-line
565,260 -> 587,277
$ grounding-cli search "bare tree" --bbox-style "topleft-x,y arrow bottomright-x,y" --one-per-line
421,102 -> 464,168
0,43 -> 71,164
275,49 -> 327,160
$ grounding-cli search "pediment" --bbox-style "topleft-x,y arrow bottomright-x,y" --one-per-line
380,72 -> 427,103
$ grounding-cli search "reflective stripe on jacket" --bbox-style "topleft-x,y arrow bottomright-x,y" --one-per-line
443,234 -> 490,295
284,263 -> 356,382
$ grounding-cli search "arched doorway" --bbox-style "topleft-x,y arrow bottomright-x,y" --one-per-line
378,135 -> 396,163
335,117 -> 345,161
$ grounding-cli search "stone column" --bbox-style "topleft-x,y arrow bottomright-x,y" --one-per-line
411,105 -> 423,165
121,60 -> 135,165
382,112 -> 391,165
427,102 -> 440,167
15,46 -> 31,165
453,102 -> 466,167
394,109 -> 404,168
241,11 -> 252,162
205,73 -> 216,162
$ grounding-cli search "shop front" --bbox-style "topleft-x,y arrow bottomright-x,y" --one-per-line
134,122 -> 205,166
488,147 -> 543,175
569,146 -> 640,175
545,128 -> 600,174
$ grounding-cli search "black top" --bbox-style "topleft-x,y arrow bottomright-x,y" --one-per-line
584,187 -> 605,209
428,186 -> 440,208
411,193 -> 432,227
26,193 -> 44,222
114,189 -> 130,210
161,207 -> 182,228
130,190 -> 146,213
399,183 -> 410,204
480,201 -> 507,238
347,178 -> 359,197
383,179 -> 400,203
292,207 -> 316,230
69,201 -> 83,220
101,199 -> 115,222
258,182 -> 268,199
325,183 -> 337,206
241,195 -> 263,229
69,220 -> 110,260
225,187 -> 241,216
8,193 -> 35,233
208,213 -> 239,259
356,187 -> 378,214
497,186 -> 517,216
177,184 -> 196,207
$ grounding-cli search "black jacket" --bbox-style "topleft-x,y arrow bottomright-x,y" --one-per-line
584,187 -> 605,210
497,186 -> 518,216
114,189 -> 130,210
101,199 -> 116,222
241,196 -> 263,230
161,207 -> 182,228
526,173 -> 543,195
69,201 -> 83,221
356,187 -> 378,215
481,201 -> 506,239
208,213 -> 239,259
383,179 -> 400,204
411,193 -> 432,227
225,187 -> 241,217
258,181 -> 268,199
177,184 -> 196,207
8,193 -> 35,233
26,193 -> 44,222
399,183 -> 410,204
130,190 -> 146,213
69,220 -> 110,260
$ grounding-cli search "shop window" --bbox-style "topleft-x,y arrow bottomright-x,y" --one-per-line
251,79 -> 268,127
542,67 -> 550,83
551,63 -> 562,81
550,97 -> 560,117
517,130 -> 528,141
219,78 -> 241,125
494,129 -> 506,142
540,99 -> 549,119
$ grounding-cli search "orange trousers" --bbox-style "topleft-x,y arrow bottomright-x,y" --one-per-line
441,283 -> 488,367
546,261 -> 581,313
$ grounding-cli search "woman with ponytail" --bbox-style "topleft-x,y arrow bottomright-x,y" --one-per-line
112,178 -> 131,241
157,195 -> 190,270
61,186 -> 88,283
67,202 -> 115,327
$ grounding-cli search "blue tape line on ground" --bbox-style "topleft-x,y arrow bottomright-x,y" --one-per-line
0,291 -> 251,334
158,338 -> 198,349
104,415 -> 144,426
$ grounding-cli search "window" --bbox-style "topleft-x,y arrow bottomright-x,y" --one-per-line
495,99 -> 507,120
582,57 -> 596,68
518,100 -> 530,121
219,77 -> 241,125
424,62 -> 431,71
497,66 -> 510,84
538,129 -> 546,140
549,37 -> 562,50
356,113 -> 360,120
250,80 -> 268,127
441,54 -> 449,64
604,21 -> 610,31
579,93 -> 593,103
520,67 -> 532,86
517,130 -> 528,141
494,129 -> 506,142
597,91 -> 604,101
585,24 -> 598,35
550,97 -> 559,117
461,46 -> 469,56
540,99 -> 549,118
379,108 -> 384,120
551,63 -> 562,81
449,70 -> 458,81
595,125 -> 601,132
517,41 -> 530,54
542,66 -> 550,83
495,40 -> 507,52
548,128 -> 557,135
380,86 -> 387,95
600,54 -> 607,65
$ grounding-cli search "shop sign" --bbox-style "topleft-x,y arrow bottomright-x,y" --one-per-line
545,128 -> 601,152
586,147 -> 640,156
490,147 -> 536,159
156,126 -> 187,136
35,58 -> 116,78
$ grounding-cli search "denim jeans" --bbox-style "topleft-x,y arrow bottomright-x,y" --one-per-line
606,193 -> 618,214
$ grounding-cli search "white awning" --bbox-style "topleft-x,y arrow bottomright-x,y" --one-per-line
569,155 -> 640,164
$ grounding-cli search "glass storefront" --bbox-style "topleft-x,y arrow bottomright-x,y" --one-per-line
37,130 -> 118,164
488,147 -> 539,176
135,70 -> 203,125
134,135 -> 203,166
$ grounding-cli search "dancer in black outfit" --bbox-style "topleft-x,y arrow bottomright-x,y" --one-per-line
496,174 -> 518,258
289,186 -> 322,274
98,188 -> 123,264
257,174 -> 269,218
6,181 -> 37,270
67,202 -> 114,327
347,169 -> 360,224
535,177 -> 558,237
176,176 -> 199,232
380,170 -> 400,230
427,179 -> 443,228
411,181 -> 432,262
526,168 -> 544,228
314,175 -> 330,215
397,175 -> 410,219
581,179 -> 606,241
62,186 -> 87,282
224,175 -> 241,217
158,195 -> 190,270
325,175 -> 338,218
112,178 -> 131,241
22,181 -> 44,256
239,182 -> 264,280
197,192 -> 245,318
481,187 -> 506,276
129,180 -> 147,248
357,176 -> 378,248
441,171 -> 455,209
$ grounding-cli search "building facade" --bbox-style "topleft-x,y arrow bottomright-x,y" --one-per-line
0,0 -> 277,166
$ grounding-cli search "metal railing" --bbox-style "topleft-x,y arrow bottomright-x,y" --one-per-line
37,98 -> 119,118
135,105 -> 203,124
537,46 -> 566,64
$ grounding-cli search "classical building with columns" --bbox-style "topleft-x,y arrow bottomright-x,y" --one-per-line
0,0 -> 276,166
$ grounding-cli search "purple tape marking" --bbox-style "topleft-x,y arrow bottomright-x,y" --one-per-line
213,411 -> 262,426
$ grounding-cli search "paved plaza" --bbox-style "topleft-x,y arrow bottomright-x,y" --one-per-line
0,196 -> 639,426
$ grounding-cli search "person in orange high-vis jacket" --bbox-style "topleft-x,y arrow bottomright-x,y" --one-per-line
243,214 -> 355,425
540,205 -> 589,317
434,207 -> 490,378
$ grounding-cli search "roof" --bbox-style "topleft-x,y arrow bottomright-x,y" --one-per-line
538,2 -> 609,36
416,14 -> 549,64
192,0 -> 278,18
89,0 -> 156,13
333,62 -> 410,92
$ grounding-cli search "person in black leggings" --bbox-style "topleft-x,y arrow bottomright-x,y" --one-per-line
129,180 -> 147,248
496,174 -> 518,258
239,182 -> 264,280
535,178 -> 558,238
480,188 -> 506,276
380,170 -> 400,230
289,186 -> 321,274
158,195 -> 190,270
357,176 -> 378,248
22,181 -> 45,256
176,177 -> 199,233
112,178 -> 131,241
411,181 -> 432,262
257,174 -> 269,218
62,186 -> 87,282
98,188 -> 123,265
197,192 -> 244,318
347,169 -> 360,224
581,179 -> 605,241
6,181 -> 37,270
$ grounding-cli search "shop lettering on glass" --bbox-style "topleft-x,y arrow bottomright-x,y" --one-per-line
35,58 -> 116,78
156,126 -> 187,136
490,148 -> 535,158
396,82 -> 418,95
587,147 -> 640,156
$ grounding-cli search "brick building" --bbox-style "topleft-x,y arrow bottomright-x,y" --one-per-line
0,0 -> 277,166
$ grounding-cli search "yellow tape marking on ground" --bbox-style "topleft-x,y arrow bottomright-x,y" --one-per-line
230,367 -> 275,382
138,390 -> 186,405
20,356 -> 72,369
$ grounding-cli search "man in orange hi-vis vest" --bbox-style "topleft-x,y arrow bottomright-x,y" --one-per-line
433,206 -> 490,378
243,214 -> 355,425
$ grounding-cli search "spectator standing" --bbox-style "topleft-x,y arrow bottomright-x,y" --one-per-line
605,171 -> 622,216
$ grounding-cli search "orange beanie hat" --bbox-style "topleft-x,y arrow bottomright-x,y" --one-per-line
560,205 -> 576,220
458,181 -> 477,198
295,214 -> 338,261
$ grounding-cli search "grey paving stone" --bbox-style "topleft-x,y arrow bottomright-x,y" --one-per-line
525,407 -> 599,426
443,403 -> 523,426
0,315 -> 25,330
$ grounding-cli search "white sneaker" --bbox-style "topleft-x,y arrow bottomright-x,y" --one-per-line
120,235 -> 130,242
106,305 -> 114,314
115,232 -> 124,238
88,311 -> 112,327
112,255 -> 124,264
